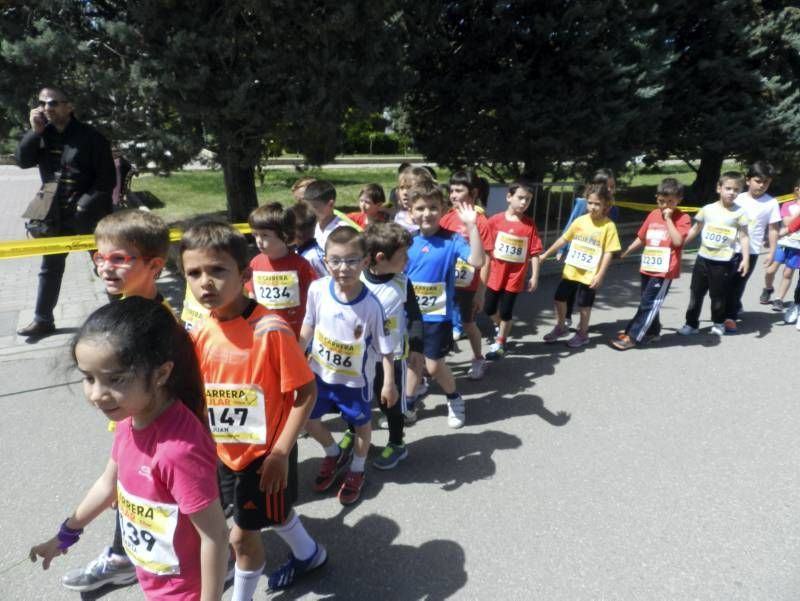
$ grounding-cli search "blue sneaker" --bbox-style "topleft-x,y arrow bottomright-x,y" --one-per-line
267,543 -> 328,591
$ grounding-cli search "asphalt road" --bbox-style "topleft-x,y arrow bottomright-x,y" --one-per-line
1,166 -> 798,600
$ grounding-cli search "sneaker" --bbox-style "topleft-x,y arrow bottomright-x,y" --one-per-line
338,430 -> 355,465
414,378 -> 429,398
564,317 -> 573,329
267,543 -> 328,591
785,303 -> 800,324
543,324 -> 569,343
771,299 -> 785,312
643,333 -> 661,344
61,547 -> 137,592
312,452 -> 349,492
710,323 -> 725,336
723,318 -> 737,334
467,358 -> 487,380
453,327 -> 464,340
485,341 -> 506,360
611,334 -> 635,350
377,415 -> 389,429
677,324 -> 699,336
566,332 -> 590,348
759,287 -> 774,304
404,398 -> 424,426
446,395 -> 466,429
337,470 -> 365,505
372,443 -> 408,470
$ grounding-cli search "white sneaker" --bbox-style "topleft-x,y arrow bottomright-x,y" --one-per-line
677,324 -> 699,336
467,358 -> 487,380
710,323 -> 725,336
61,547 -> 137,592
447,396 -> 465,428
785,303 -> 799,325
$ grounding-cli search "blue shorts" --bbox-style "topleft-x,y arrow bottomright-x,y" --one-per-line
784,248 -> 800,270
309,374 -> 372,426
422,321 -> 454,360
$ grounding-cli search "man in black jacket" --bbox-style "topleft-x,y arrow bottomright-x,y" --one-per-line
15,86 -> 115,337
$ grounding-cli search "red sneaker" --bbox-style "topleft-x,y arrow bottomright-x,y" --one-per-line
337,470 -> 365,505
313,455 -> 347,492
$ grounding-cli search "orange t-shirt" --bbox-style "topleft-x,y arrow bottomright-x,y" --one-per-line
191,302 -> 314,471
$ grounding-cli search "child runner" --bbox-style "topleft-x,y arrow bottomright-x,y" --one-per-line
181,221 -> 325,595
291,176 -> 316,204
677,172 -> 750,336
540,183 -> 621,347
613,178 -> 692,350
727,161 -> 780,331
245,202 -> 317,338
484,180 -> 543,359
290,202 -> 328,278
764,177 -> 800,312
300,226 -> 397,504
440,170 -> 494,379
362,222 -> 425,469
347,184 -> 388,228
394,166 -> 434,234
29,298 -> 229,600
60,209 -> 172,593
405,180 -> 486,428
304,179 -> 361,249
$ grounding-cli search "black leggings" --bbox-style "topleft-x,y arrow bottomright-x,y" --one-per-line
373,360 -> 406,446
484,288 -> 519,322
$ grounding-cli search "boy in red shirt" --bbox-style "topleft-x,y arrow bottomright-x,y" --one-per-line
614,178 -> 692,349
347,183 -> 388,228
440,170 -> 494,379
181,221 -> 326,596
484,181 -> 543,359
245,202 -> 318,337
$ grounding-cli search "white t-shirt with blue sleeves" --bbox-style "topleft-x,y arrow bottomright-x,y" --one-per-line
405,229 -> 471,323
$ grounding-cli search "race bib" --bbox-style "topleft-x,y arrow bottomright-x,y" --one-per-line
180,286 -> 209,332
312,329 -> 364,378
412,281 -> 447,315
494,232 -> 528,263
640,246 -> 670,273
205,384 -> 266,445
253,270 -> 300,309
454,258 -> 476,288
117,481 -> 180,576
700,224 -> 737,259
565,240 -> 601,271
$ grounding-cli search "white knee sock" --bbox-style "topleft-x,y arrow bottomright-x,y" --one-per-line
231,563 -> 264,601
273,511 -> 317,561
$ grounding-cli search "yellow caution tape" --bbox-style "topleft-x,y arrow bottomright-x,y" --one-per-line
615,192 -> 794,214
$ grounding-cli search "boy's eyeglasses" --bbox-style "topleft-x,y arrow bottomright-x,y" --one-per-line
325,256 -> 363,269
92,251 -> 149,268
38,100 -> 64,108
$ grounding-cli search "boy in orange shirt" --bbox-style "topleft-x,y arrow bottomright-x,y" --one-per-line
181,221 -> 325,596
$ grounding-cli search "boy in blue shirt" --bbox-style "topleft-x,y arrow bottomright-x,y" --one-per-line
405,180 -> 485,428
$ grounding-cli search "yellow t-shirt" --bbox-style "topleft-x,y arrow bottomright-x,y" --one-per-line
562,214 -> 621,285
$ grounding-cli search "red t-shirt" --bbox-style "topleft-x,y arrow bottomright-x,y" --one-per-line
486,213 -> 543,293
440,208 -> 493,292
244,253 -> 317,337
636,209 -> 691,279
192,304 -> 314,472
346,211 -> 387,229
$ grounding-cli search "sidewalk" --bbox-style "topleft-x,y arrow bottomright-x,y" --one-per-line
0,166 -> 109,362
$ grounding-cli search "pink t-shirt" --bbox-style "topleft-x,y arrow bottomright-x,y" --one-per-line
112,401 -> 219,600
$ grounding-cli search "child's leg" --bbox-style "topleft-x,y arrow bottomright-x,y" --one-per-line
627,276 -> 671,342
554,300 -> 567,326
710,260 -> 734,325
725,253 -> 757,320
764,259 -> 781,289
776,266 -> 794,300
305,419 -> 335,450
577,306 -> 592,335
230,527 -> 265,601
351,422 -> 371,470
426,357 -> 456,394
685,258 -> 710,328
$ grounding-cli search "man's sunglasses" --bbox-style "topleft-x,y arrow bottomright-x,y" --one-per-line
38,100 -> 65,108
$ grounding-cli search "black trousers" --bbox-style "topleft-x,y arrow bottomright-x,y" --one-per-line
685,256 -> 734,328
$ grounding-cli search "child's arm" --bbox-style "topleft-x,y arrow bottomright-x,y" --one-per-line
259,378 -> 316,495
589,251 -> 615,289
404,280 -> 425,375
528,255 -> 541,292
540,236 -> 569,261
189,502 -> 229,601
457,204 -> 486,268
683,221 -> 703,245
663,208 -> 685,247
737,226 -> 751,275
620,237 -> 644,260
380,354 -> 398,408
30,458 -> 118,569
764,222 -> 779,267
298,323 -> 313,351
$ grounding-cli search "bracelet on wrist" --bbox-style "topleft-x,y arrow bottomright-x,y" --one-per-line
57,518 -> 83,550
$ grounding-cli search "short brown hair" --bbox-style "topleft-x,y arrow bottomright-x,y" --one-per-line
179,219 -> 249,271
656,178 -> 684,199
409,180 -> 445,205
363,222 -> 412,265
94,210 -> 170,259
288,202 -> 316,241
248,202 -> 295,243
325,225 -> 365,255
359,183 -> 386,205
398,166 -> 436,189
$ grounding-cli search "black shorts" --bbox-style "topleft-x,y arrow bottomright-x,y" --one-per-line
217,445 -> 298,530
484,288 -> 519,321
422,321 -> 453,360
554,278 -> 596,308
455,289 -> 477,324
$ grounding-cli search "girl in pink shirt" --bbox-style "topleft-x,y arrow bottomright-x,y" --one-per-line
30,297 -> 229,601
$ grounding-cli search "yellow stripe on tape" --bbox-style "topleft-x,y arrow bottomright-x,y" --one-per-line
0,234 -> 97,259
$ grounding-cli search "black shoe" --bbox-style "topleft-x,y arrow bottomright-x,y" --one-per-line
17,320 -> 55,337
759,288 -> 773,304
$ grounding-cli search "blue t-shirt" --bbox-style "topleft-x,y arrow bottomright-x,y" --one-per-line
406,229 -> 471,323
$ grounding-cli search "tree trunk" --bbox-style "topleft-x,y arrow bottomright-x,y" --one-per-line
688,149 -> 724,206
221,151 -> 258,223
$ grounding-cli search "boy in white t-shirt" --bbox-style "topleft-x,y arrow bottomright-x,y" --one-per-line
727,161 -> 781,328
303,179 -> 362,249
299,226 -> 397,506
678,172 -> 750,336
